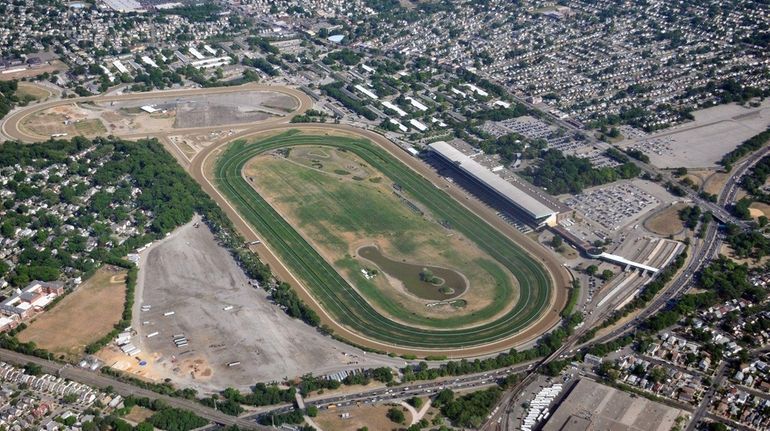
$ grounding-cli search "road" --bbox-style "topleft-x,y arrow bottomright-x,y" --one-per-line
0,348 -> 267,430
686,361 -> 728,431
248,361 -> 537,421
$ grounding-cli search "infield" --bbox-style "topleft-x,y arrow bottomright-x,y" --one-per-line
244,146 -> 516,327
214,130 -> 554,350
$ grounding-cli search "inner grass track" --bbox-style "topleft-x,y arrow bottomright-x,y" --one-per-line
215,130 -> 553,349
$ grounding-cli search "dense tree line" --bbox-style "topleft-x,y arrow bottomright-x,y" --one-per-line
146,408 -> 208,431
436,387 -> 501,428
247,36 -> 279,55
678,205 -> 701,229
479,133 -> 545,165
523,149 -> 641,194
725,222 -> 770,259
469,105 -> 528,121
158,3 -> 222,22
0,80 -> 18,120
320,82 -> 377,120
323,48 -> 362,66
242,57 -> 278,77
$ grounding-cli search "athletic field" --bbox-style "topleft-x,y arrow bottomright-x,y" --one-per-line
215,131 -> 552,349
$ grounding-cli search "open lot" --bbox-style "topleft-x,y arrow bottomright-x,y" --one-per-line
315,403 -> 407,431
644,203 -> 687,237
245,145 -> 517,327
16,82 -> 52,101
214,131 -> 553,351
542,379 -> 689,431
622,100 -> 770,168
125,216 -> 393,393
18,265 -> 127,360
17,89 -> 299,139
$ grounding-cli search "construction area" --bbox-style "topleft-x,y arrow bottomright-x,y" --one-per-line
100,216 -> 395,393
18,89 -> 299,139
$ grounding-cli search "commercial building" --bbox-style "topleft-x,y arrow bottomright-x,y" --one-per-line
0,281 -> 64,320
428,141 -> 559,227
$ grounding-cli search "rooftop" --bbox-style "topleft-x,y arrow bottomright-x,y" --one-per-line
428,141 -> 556,220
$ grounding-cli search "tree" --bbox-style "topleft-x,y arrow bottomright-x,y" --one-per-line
408,397 -> 423,409
551,235 -> 563,249
600,269 -> 614,281
387,407 -> 406,424
586,265 -> 598,276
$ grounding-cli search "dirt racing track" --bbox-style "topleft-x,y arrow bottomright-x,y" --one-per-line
3,84 -> 568,357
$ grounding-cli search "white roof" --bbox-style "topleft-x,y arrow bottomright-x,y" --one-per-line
428,141 -> 556,220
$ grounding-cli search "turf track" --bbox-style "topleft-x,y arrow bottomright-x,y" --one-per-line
215,131 -> 552,349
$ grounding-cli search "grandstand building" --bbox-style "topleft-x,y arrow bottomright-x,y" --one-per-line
428,141 -> 561,228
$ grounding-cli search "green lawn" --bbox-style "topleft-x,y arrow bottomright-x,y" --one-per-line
249,152 -> 515,328
215,131 -> 553,349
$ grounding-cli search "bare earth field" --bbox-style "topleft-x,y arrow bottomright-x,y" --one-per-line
19,90 -> 297,138
749,202 -> 770,219
622,100 -> 770,168
0,60 -> 67,81
127,216 -> 394,393
315,404 -> 408,431
644,203 -> 687,236
18,265 -> 127,360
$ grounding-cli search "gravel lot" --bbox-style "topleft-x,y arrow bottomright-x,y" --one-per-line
132,216 -> 393,393
622,100 -> 770,168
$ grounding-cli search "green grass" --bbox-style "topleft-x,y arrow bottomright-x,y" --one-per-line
215,131 -> 552,349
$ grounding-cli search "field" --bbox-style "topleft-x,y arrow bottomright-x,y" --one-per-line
214,131 -> 552,350
643,203 -> 687,236
16,83 -> 51,101
315,404 -> 406,431
18,266 -> 127,360
245,146 -> 516,325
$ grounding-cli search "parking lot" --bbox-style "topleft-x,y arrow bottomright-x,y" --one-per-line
564,182 -> 659,231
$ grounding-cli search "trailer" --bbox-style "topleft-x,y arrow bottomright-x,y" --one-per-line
223,306 -> 234,311
147,332 -> 159,338
163,311 -> 175,316
227,361 -> 241,367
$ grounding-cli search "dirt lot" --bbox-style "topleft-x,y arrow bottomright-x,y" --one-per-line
643,203 -> 687,236
127,216 -> 395,393
625,100 -> 770,168
0,60 -> 67,81
315,404 -> 409,431
18,266 -> 127,360
749,202 -> 770,219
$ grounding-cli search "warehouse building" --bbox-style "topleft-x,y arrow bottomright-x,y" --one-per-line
428,141 -> 559,228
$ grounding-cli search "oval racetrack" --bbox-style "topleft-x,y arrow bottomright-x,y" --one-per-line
215,131 -> 554,350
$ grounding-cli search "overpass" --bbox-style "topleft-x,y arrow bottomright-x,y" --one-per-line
594,251 -> 660,274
